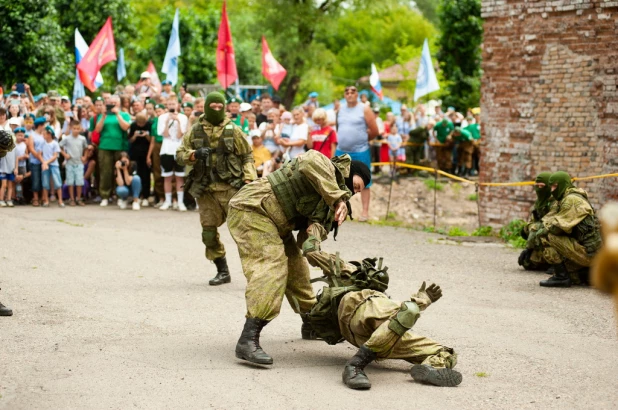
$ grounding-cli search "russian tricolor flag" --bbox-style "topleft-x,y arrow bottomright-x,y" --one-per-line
369,63 -> 383,101
72,28 -> 103,101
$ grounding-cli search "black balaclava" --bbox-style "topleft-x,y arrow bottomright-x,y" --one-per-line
345,161 -> 371,193
549,171 -> 573,201
205,92 -> 226,125
533,172 -> 552,210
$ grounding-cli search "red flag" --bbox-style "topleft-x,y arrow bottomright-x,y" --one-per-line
77,17 -> 116,92
261,37 -> 287,91
147,61 -> 162,91
216,2 -> 238,89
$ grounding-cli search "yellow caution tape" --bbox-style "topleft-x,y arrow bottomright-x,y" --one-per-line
370,162 -> 617,187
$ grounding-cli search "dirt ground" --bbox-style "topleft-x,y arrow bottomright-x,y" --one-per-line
1,206 -> 617,410
350,173 -> 480,230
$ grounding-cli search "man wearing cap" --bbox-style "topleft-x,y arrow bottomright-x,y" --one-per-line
161,80 -> 173,99
176,92 -> 257,286
335,86 -> 379,222
37,91 -> 64,124
227,152 -> 371,365
238,102 -> 252,135
136,72 -> 159,98
26,117 -> 47,206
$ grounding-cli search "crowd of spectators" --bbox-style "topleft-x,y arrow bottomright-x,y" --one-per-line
0,79 -> 480,220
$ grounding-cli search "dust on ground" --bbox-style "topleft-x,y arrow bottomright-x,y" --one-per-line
350,172 -> 481,231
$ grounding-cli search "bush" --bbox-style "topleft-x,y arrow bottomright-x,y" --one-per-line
500,219 -> 527,248
448,227 -> 469,236
467,193 -> 478,201
472,226 -> 492,236
423,226 -> 446,234
424,179 -> 444,191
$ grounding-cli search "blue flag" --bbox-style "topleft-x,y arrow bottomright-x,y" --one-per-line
162,8 -> 181,85
117,48 -> 127,82
414,39 -> 440,102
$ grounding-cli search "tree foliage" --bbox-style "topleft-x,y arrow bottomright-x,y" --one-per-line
413,0 -> 439,26
436,0 -> 483,111
0,0 -> 72,93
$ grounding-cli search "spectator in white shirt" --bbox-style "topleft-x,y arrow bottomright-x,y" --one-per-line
278,108 -> 307,160
157,99 -> 188,211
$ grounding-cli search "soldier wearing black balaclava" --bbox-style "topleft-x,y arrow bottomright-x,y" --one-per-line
177,92 -> 257,286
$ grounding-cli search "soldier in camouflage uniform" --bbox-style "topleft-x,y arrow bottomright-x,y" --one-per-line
530,172 -> 603,288
405,121 -> 434,170
227,150 -> 371,365
0,130 -> 15,316
305,251 -> 461,389
176,92 -> 257,286
518,172 -> 555,271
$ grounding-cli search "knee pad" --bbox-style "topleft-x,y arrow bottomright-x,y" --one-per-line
201,227 -> 218,247
388,301 -> 421,336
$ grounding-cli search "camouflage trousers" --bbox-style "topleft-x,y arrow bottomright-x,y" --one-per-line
435,145 -> 453,172
457,141 -> 474,169
539,233 -> 594,284
405,145 -> 424,167
227,207 -> 316,321
197,187 -> 238,261
338,290 -> 457,368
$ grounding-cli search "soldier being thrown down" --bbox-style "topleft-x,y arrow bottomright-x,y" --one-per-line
176,92 -> 257,286
304,251 -> 461,389
227,150 -> 371,365
527,171 -> 602,288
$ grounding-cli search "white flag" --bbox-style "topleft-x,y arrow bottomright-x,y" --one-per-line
414,39 -> 440,102
162,8 -> 181,85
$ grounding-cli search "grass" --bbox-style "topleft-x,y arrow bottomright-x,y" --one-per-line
499,219 -> 527,248
475,372 -> 489,378
451,183 -> 462,198
56,219 -> 84,227
424,179 -> 444,191
423,226 -> 446,235
472,226 -> 493,236
448,226 -> 469,237
368,217 -> 405,228
467,193 -> 478,201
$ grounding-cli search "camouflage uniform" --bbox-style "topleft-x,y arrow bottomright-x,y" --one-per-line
406,127 -> 428,167
0,131 -> 16,158
176,116 -> 257,274
228,150 -> 351,321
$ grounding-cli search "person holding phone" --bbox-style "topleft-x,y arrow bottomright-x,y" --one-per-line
157,98 -> 188,211
91,95 -> 131,207
128,113 -> 152,207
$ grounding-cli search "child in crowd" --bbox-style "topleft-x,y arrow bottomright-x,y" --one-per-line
307,108 -> 338,159
387,123 -> 405,178
41,126 -> 64,207
13,127 -> 28,204
246,113 -> 260,145
0,132 -> 17,207
23,114 -> 34,137
114,152 -> 141,211
60,120 -> 87,206
251,135 -> 271,176
27,117 -> 46,206
82,144 -> 97,200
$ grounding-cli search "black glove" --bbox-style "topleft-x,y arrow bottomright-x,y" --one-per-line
194,147 -> 211,161
518,249 -> 532,267
531,209 -> 540,221
419,281 -> 442,303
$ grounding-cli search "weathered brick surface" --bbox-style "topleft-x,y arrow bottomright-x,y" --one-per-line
479,0 -> 618,226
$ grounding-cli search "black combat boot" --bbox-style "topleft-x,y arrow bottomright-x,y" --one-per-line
342,345 -> 377,390
235,318 -> 273,365
301,314 -> 318,340
410,364 -> 463,387
0,301 -> 13,316
540,262 -> 571,288
209,256 -> 231,286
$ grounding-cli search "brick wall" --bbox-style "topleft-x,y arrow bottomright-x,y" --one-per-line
479,0 -> 618,226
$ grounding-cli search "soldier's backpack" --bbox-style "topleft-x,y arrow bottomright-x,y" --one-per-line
306,254 -> 390,345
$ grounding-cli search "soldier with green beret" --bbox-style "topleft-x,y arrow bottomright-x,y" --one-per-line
176,92 -> 257,286
227,151 -> 371,365
433,118 -> 454,171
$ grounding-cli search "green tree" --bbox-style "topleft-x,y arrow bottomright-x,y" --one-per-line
0,0 -> 73,93
436,0 -> 483,111
413,0 -> 439,26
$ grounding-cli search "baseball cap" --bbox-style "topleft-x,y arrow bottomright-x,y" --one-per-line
140,72 -> 151,79
9,91 -> 19,97
471,107 -> 481,115
48,90 -> 60,99
61,96 -> 70,102
8,117 -> 21,126
240,102 -> 252,112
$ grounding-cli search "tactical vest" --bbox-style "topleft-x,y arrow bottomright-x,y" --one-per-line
266,155 -> 351,228
567,192 -> 602,255
191,122 -> 245,191
307,256 -> 390,345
